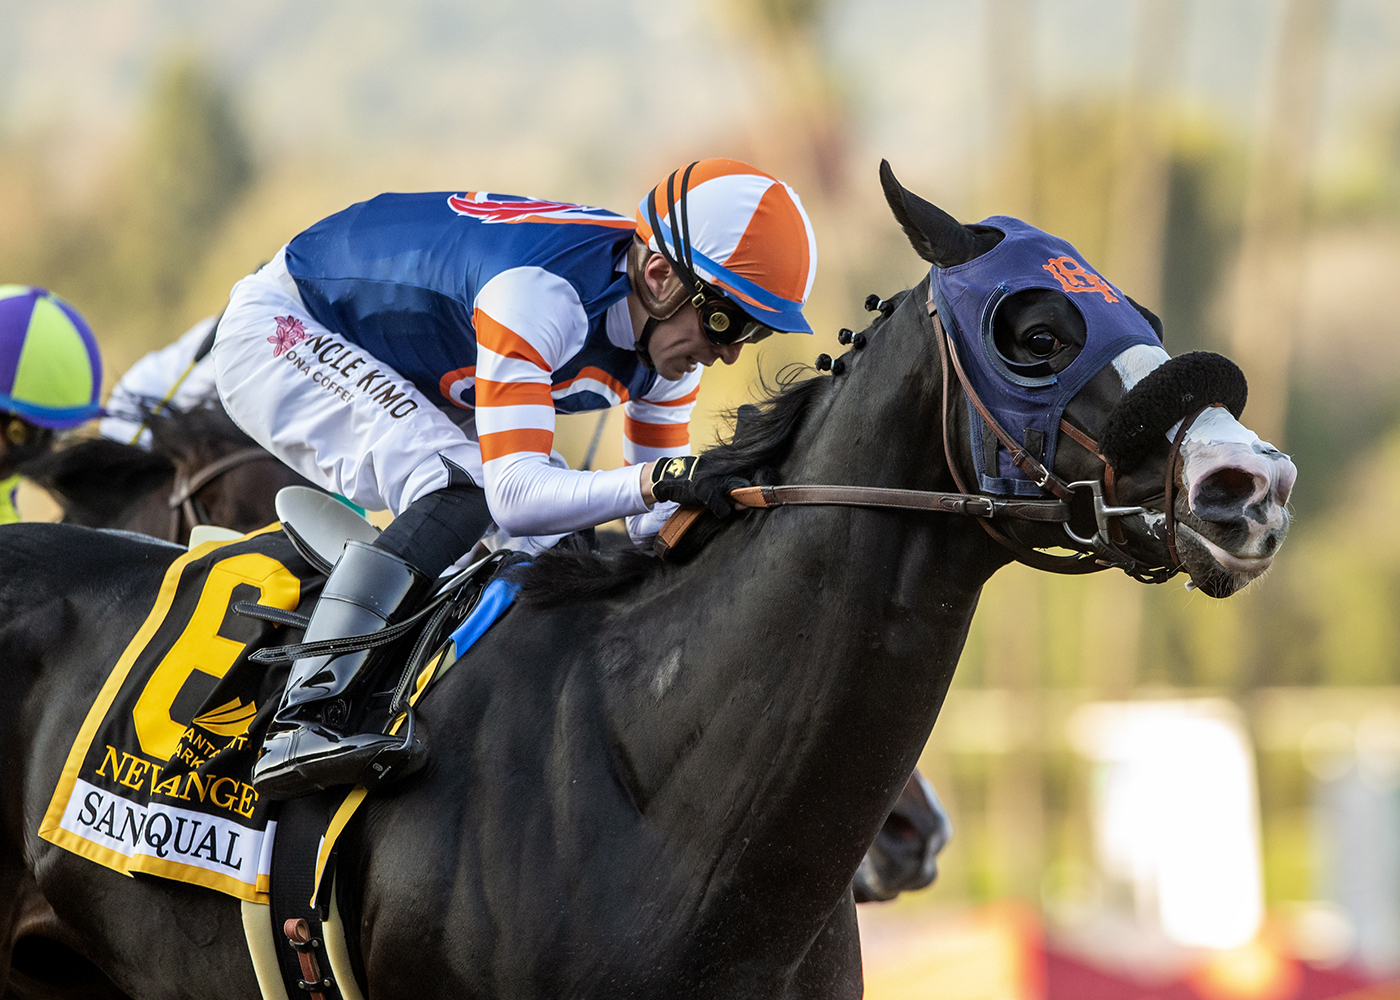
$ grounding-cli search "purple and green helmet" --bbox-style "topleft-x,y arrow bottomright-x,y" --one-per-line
0,286 -> 103,429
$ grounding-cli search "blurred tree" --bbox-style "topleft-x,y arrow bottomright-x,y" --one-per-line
1230,0 -> 1336,447
4,53 -> 254,352
1158,133 -> 1245,355
1105,0 -> 1187,311
112,55 -> 255,320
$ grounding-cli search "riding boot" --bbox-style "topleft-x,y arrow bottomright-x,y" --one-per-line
252,540 -> 432,799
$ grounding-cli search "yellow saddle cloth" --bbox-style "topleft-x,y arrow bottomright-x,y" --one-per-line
39,524 -> 323,902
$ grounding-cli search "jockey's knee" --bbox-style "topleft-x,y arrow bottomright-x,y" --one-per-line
375,479 -> 493,580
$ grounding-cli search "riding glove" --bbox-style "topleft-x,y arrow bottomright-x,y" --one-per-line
650,456 -> 748,519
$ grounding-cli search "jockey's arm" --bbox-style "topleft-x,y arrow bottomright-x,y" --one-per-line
472,271 -> 696,539
620,375 -> 699,543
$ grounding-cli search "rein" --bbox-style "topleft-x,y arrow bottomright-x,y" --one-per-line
167,446 -> 274,542
655,289 -> 1206,582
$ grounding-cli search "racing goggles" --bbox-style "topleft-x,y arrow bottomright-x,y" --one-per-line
692,284 -> 774,346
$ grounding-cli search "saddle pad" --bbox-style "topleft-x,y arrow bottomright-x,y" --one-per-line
39,524 -> 324,902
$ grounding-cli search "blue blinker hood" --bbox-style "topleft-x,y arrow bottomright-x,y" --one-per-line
931,216 -> 1163,496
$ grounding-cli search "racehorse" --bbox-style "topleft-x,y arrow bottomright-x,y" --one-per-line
20,404 -> 309,545
0,165 -> 1295,999
28,394 -> 942,908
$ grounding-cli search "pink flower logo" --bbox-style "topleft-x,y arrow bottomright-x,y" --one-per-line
268,315 -> 309,357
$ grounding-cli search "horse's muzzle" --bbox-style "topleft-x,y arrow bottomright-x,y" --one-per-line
1174,410 -> 1297,595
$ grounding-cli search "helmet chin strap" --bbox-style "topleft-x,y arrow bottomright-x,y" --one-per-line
627,235 -> 687,371
631,164 -> 706,371
635,316 -> 661,371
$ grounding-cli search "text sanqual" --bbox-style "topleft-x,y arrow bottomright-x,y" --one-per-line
282,334 -> 421,418
58,771 -> 271,886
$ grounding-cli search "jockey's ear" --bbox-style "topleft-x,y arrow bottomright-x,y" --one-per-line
628,237 -> 688,321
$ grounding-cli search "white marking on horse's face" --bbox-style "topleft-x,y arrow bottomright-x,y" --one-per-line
1111,343 -> 1171,392
1176,407 -> 1296,592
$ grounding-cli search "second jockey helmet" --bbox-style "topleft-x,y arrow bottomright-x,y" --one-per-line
0,285 -> 103,429
634,159 -> 817,338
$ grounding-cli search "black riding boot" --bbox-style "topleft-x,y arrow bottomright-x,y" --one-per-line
252,540 -> 431,799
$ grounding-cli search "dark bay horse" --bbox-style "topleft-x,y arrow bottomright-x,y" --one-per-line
20,404 -> 310,545
0,166 -> 1295,999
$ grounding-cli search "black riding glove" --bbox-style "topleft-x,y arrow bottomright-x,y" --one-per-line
650,456 -> 749,519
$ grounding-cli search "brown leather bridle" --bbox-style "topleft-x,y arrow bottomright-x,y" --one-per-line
166,446 -> 275,542
654,289 -> 1211,582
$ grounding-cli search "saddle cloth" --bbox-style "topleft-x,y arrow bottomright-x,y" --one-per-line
38,525 -> 324,902
38,523 -> 522,903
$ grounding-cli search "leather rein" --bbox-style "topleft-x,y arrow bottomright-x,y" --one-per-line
166,446 -> 274,542
656,288 -> 1205,583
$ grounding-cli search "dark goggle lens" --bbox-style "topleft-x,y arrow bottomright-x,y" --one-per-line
696,292 -> 772,346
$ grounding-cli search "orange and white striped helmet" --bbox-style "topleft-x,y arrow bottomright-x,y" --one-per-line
636,159 -> 817,334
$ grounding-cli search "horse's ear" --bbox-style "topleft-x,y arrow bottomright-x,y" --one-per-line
1126,295 -> 1164,343
879,160 -> 1002,268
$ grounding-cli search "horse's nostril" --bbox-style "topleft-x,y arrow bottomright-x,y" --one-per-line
1196,467 -> 1259,510
1263,534 -> 1279,555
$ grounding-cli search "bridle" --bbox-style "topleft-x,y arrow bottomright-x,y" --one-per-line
655,286 -> 1211,582
928,290 -> 1190,584
166,446 -> 276,542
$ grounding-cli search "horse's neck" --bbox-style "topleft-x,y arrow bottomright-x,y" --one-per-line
614,292 -> 1001,905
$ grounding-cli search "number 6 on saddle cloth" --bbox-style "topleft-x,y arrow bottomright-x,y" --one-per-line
37,491 -> 521,905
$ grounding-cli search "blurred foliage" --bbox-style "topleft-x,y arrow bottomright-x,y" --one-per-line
0,54 -> 253,363
1313,99 -> 1400,223
724,0 -> 826,35
1160,128 -> 1249,356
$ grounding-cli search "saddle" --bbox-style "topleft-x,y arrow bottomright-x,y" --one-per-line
251,488 -> 525,1000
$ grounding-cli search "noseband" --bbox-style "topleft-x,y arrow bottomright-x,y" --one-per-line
166,446 -> 275,542
655,291 -> 1219,581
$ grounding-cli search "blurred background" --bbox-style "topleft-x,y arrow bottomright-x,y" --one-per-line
2,0 -> 1399,996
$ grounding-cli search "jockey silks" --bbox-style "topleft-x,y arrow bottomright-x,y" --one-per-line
929,216 -> 1162,496
284,191 -> 653,413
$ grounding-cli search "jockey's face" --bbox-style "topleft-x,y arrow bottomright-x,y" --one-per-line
631,254 -> 744,381
648,305 -> 744,381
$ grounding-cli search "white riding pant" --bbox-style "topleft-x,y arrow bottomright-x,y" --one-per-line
213,249 -> 494,519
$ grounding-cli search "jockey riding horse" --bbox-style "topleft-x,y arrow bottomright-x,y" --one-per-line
211,159 -> 817,799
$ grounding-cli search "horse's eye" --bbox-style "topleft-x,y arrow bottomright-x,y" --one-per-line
1026,329 -> 1059,358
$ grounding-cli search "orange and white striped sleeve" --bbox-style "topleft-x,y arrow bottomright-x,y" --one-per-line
623,367 -> 701,466
473,267 -> 649,537
621,367 -> 701,544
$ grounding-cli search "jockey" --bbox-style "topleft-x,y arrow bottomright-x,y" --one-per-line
99,315 -> 219,449
0,286 -> 104,524
211,159 -> 818,798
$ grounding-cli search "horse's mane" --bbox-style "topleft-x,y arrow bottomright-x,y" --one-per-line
20,403 -> 254,524
145,403 -> 255,466
519,367 -> 832,607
